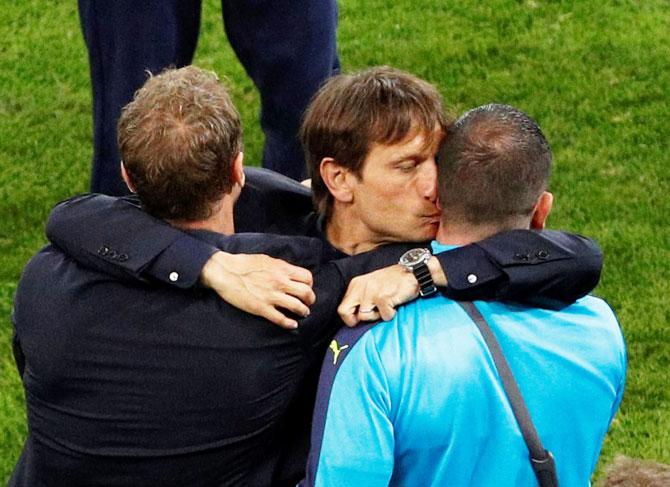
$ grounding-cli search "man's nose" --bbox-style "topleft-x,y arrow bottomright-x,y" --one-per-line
419,161 -> 438,203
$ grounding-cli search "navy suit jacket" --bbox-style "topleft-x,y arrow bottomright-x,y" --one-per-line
11,231 -> 354,486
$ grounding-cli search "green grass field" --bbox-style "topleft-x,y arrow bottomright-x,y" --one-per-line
1,0 -> 668,482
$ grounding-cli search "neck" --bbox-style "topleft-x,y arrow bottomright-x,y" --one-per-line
325,206 -> 381,256
435,220 -> 527,246
168,196 -> 236,235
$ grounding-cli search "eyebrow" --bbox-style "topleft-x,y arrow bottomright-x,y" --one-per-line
387,146 -> 434,165
384,153 -> 415,166
384,129 -> 442,165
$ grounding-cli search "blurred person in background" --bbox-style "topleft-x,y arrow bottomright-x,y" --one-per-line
79,0 -> 339,194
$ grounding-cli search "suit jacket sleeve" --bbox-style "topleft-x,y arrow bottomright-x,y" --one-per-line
45,193 -> 215,288
234,167 -> 314,234
45,169 -> 316,289
333,230 -> 602,308
438,229 -> 603,307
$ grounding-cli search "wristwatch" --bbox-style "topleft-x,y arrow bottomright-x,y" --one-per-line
398,248 -> 437,297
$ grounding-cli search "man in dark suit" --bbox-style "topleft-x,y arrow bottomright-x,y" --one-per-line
10,65 -> 350,486
79,0 -> 339,195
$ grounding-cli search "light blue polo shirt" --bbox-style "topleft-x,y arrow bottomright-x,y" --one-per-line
304,242 -> 626,486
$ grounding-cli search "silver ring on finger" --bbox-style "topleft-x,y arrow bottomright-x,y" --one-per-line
359,307 -> 377,314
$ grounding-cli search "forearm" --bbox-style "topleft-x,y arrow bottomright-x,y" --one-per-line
337,229 -> 602,325
45,168 -> 316,288
438,229 -> 602,306
46,193 -> 213,287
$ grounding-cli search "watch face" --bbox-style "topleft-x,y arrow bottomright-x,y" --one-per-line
399,248 -> 430,267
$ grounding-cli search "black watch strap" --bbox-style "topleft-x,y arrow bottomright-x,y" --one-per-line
414,262 -> 437,297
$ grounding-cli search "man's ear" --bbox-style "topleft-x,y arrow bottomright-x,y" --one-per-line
320,157 -> 354,204
531,191 -> 553,229
120,161 -> 137,193
232,152 -> 245,188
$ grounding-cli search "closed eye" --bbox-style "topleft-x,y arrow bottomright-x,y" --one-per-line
397,160 -> 420,172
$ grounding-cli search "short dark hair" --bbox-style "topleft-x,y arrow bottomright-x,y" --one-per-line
300,66 -> 449,216
438,103 -> 552,228
118,66 -> 242,221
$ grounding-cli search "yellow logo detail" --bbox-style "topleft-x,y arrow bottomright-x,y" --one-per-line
329,339 -> 349,365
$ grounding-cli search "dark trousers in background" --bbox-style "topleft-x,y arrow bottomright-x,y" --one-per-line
79,0 -> 340,196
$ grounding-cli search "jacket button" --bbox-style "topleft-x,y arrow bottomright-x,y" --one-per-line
98,246 -> 109,256
169,272 -> 179,282
537,250 -> 549,259
118,253 -> 129,262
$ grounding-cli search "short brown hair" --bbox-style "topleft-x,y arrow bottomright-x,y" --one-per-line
118,66 -> 242,221
438,103 -> 552,228
300,66 -> 448,216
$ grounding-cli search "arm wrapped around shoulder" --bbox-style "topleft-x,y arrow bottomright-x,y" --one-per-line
439,229 -> 603,308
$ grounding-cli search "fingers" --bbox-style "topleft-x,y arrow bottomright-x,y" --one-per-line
268,258 -> 315,305
376,300 -> 397,322
338,304 -> 380,327
356,306 -> 381,323
358,307 -> 377,314
272,292 -> 311,321
338,279 -> 366,326
252,286 -> 316,330
282,261 -> 314,287
255,305 -> 299,330
338,273 -> 382,326
199,252 -> 316,329
241,290 -> 308,330
281,277 -> 316,306
338,302 -> 360,327
338,264 -> 420,327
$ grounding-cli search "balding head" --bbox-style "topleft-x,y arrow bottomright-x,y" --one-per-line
118,66 -> 242,221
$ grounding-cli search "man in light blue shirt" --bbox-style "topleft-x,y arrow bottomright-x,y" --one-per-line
304,104 -> 626,486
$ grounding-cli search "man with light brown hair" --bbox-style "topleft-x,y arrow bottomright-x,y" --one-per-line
10,65 -> 350,486
118,66 -> 243,223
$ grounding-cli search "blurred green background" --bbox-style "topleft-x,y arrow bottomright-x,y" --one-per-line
1,0 -> 668,482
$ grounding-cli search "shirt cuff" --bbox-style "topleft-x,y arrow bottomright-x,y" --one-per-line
436,244 -> 505,297
146,234 -> 217,289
